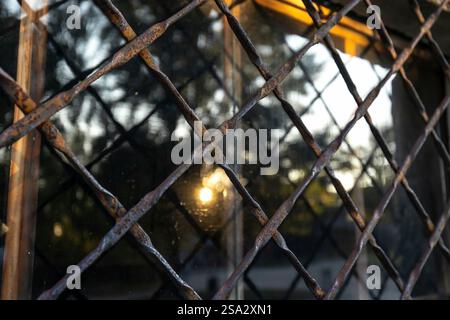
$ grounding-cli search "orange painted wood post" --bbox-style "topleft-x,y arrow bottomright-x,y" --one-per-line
1,0 -> 48,300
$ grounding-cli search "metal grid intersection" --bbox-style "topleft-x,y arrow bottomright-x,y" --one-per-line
0,0 -> 449,300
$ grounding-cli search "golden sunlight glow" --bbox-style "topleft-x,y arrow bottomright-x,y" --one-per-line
197,169 -> 232,205
53,222 -> 63,237
202,168 -> 232,192
199,187 -> 214,204
288,169 -> 304,183
254,0 -> 373,56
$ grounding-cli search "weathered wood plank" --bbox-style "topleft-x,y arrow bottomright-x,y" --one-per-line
1,0 -> 48,300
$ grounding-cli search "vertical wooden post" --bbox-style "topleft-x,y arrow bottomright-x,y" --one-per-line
1,0 -> 47,300
223,0 -> 244,300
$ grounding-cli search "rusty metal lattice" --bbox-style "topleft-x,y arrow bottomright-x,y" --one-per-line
0,0 -> 449,300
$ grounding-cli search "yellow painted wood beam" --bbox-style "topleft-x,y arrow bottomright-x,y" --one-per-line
255,0 -> 374,56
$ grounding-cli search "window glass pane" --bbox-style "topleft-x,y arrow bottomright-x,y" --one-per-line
0,0 -> 449,300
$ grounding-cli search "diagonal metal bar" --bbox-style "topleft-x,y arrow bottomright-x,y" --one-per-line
0,68 -> 201,300
45,31 -> 155,161
361,0 -> 450,260
361,0 -> 450,168
1,0 -> 448,300
0,0 -> 209,148
150,205 -> 264,299
213,1 -> 448,299
219,164 -> 325,298
160,191 -> 264,299
303,0 -> 450,262
278,39 -> 376,146
283,147 -> 379,298
296,59 -> 385,195
302,192 -> 378,299
218,0 -> 390,299
402,199 -> 450,299
410,0 -> 450,80
95,0 -> 325,299
214,0 -> 405,293
35,0 -> 363,299
34,247 -> 88,300
17,0 -> 69,23
327,92 -> 450,299
36,59 -> 215,217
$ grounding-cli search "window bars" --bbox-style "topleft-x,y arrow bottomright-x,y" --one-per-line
0,0 -> 449,300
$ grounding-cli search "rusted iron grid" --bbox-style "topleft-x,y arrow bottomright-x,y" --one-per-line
0,0 -> 448,300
